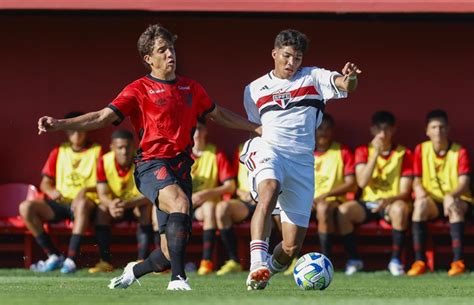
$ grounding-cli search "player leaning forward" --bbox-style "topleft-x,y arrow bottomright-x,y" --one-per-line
37,24 -> 260,291
240,29 -> 361,290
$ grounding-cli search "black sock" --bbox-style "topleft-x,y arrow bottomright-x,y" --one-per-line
153,231 -> 161,248
319,233 -> 333,257
412,221 -> 427,262
165,213 -> 190,281
35,232 -> 59,256
391,229 -> 405,260
220,228 -> 238,261
95,225 -> 111,262
132,248 -> 171,279
137,225 -> 154,260
450,222 -> 464,262
342,233 -> 359,260
67,234 -> 82,261
202,229 -> 216,261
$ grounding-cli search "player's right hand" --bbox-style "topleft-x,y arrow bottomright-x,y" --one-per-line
38,116 -> 58,135
371,135 -> 384,154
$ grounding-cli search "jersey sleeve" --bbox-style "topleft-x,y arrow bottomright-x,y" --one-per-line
413,144 -> 423,177
193,82 -> 216,120
458,147 -> 471,176
41,147 -> 59,178
216,150 -> 235,183
310,67 -> 348,101
243,85 -> 261,124
96,155 -> 107,183
108,85 -> 140,125
341,145 -> 355,176
355,145 -> 369,166
401,148 -> 414,177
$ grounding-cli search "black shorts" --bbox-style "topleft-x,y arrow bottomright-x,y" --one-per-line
358,201 -> 387,222
46,200 -> 74,223
135,154 -> 193,234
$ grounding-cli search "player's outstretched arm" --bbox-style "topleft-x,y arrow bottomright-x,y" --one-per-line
334,62 -> 362,92
207,105 -> 261,136
38,107 -> 119,135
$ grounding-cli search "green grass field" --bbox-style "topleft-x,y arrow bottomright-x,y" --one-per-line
1,269 -> 473,305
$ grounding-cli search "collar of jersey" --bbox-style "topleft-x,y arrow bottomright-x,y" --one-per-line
146,74 -> 177,84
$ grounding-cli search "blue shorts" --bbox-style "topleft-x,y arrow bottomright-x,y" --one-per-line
134,154 -> 193,233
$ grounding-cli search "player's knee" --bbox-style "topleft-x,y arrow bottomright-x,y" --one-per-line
173,197 -> 190,214
389,203 -> 405,221
19,200 -> 34,218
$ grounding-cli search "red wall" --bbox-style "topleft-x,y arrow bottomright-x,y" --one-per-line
1,12 -> 473,185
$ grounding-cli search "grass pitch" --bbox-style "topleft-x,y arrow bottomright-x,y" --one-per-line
0,269 -> 473,305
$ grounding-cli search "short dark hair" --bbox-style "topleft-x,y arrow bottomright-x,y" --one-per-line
137,24 -> 177,67
111,129 -> 134,141
371,111 -> 396,126
321,113 -> 335,128
426,109 -> 448,125
274,29 -> 309,53
64,111 -> 84,119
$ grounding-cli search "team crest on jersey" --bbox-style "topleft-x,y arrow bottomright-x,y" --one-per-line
272,92 -> 291,108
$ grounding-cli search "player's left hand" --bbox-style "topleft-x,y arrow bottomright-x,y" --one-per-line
342,62 -> 362,77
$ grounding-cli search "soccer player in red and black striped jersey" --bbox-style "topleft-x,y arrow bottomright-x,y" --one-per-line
38,24 -> 260,291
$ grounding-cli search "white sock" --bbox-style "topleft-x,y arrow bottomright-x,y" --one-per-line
268,255 -> 288,275
250,240 -> 269,270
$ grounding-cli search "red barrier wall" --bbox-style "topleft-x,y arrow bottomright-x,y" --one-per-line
1,12 -> 473,185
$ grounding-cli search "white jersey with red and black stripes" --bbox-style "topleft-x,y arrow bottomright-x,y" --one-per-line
244,67 -> 347,159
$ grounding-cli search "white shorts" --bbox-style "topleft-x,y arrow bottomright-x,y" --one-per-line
240,137 -> 314,228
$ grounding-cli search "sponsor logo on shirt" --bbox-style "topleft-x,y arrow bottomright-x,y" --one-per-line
149,89 -> 165,94
178,86 -> 190,90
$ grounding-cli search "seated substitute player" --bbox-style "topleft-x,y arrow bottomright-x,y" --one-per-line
240,29 -> 361,290
312,114 -> 356,258
191,119 -> 236,275
337,111 -> 413,276
89,129 -> 153,273
214,142 -> 257,275
20,111 -> 101,273
408,109 -> 472,277
38,24 -> 259,290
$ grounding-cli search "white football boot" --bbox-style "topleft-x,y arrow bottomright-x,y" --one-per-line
108,262 -> 140,289
167,275 -> 192,291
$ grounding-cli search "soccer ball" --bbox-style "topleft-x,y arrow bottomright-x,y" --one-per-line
293,252 -> 334,290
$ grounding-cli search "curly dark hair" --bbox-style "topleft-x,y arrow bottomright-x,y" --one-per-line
137,24 -> 177,68
274,29 -> 309,53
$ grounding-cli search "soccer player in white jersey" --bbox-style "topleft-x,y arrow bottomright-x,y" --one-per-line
240,29 -> 361,290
